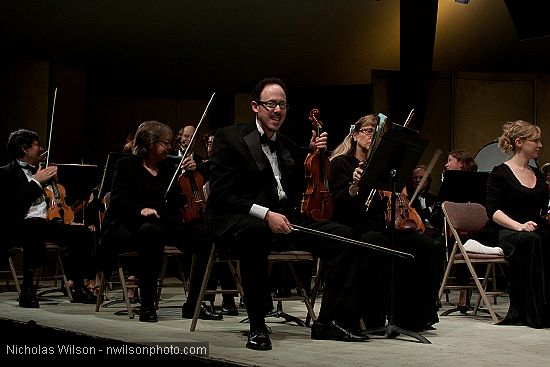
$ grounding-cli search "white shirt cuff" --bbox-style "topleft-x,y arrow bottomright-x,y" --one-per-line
250,204 -> 269,220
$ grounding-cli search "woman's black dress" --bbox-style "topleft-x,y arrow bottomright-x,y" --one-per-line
486,163 -> 550,328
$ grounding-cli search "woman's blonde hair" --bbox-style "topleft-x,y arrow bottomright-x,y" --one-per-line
330,114 -> 378,160
132,121 -> 172,158
498,120 -> 541,154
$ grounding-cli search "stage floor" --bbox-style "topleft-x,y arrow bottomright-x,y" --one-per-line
1,280 -> 549,365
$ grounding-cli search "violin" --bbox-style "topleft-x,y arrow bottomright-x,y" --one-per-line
301,108 -> 333,221
165,93 -> 215,223
44,176 -> 74,224
43,87 -> 74,225
381,187 -> 424,233
178,164 -> 206,224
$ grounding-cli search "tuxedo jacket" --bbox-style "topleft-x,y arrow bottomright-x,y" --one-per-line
0,161 -> 45,237
205,122 -> 304,238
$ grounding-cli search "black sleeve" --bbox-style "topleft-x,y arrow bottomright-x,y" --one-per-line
485,165 -> 506,220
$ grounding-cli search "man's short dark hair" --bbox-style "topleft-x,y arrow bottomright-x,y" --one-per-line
7,129 -> 39,159
252,77 -> 288,101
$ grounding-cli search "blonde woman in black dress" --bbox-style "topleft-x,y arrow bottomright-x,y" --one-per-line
486,120 -> 550,328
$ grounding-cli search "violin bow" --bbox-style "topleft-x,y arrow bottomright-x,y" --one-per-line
403,108 -> 415,128
291,224 -> 413,259
409,148 -> 442,205
165,92 -> 216,199
45,87 -> 58,168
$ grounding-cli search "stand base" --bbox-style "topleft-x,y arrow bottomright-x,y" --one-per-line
265,310 -> 306,326
366,324 -> 431,344
239,301 -> 306,327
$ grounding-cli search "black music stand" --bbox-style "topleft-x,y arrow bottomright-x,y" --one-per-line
98,152 -> 132,201
54,163 -> 100,203
358,122 -> 431,344
439,170 -> 490,205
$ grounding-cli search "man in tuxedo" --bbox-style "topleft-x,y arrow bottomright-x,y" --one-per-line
0,129 -> 97,307
205,78 -> 368,350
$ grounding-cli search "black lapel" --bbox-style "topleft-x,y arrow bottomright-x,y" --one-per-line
244,128 -> 268,173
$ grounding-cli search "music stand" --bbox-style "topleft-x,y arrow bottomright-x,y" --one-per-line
358,122 -> 431,344
53,163 -> 100,202
438,170 -> 489,205
98,152 -> 131,201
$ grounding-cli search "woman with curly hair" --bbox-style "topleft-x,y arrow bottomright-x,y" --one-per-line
487,120 -> 550,328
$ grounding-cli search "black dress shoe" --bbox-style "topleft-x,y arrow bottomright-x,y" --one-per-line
139,308 -> 158,322
19,287 -> 39,308
246,326 -> 272,351
71,287 -> 98,304
221,301 -> 239,316
182,302 -> 223,320
311,321 -> 369,342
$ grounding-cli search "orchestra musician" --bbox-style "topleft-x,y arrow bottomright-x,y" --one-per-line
329,115 -> 440,332
0,129 -> 98,307
486,120 -> 550,328
175,125 -> 205,164
406,165 -> 438,233
205,77 -> 369,350
436,148 -> 479,312
99,121 -> 222,322
445,149 -> 478,172
196,129 -> 215,181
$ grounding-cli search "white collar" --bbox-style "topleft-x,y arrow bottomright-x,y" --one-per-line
256,120 -> 277,141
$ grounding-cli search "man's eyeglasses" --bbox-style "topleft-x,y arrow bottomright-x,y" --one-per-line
358,128 -> 375,135
256,100 -> 289,110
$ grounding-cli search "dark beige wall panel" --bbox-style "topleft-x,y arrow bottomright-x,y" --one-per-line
536,75 -> 550,165
132,98 -> 177,130
0,59 -> 49,163
421,73 -> 452,193
50,62 -> 87,164
87,95 -> 133,165
454,72 -> 534,159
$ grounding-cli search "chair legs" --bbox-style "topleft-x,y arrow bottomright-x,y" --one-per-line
96,249 -> 190,320
190,244 -> 243,332
94,262 -> 136,319
266,261 -> 317,327
306,259 -> 323,326
34,250 -> 73,302
157,248 -> 189,307
8,255 -> 21,296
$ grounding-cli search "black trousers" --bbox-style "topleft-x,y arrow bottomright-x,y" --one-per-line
109,220 -> 211,310
16,217 -> 96,287
357,228 -> 441,331
228,214 -> 361,329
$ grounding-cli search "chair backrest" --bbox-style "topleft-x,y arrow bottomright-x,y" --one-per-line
442,201 -> 488,234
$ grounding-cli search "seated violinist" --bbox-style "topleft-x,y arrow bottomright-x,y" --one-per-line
99,121 -> 221,322
0,129 -> 98,307
329,115 -> 440,332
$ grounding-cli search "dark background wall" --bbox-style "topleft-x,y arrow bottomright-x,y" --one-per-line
2,0 -> 550,197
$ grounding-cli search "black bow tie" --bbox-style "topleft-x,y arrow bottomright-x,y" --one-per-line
260,133 -> 279,152
21,164 -> 38,174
